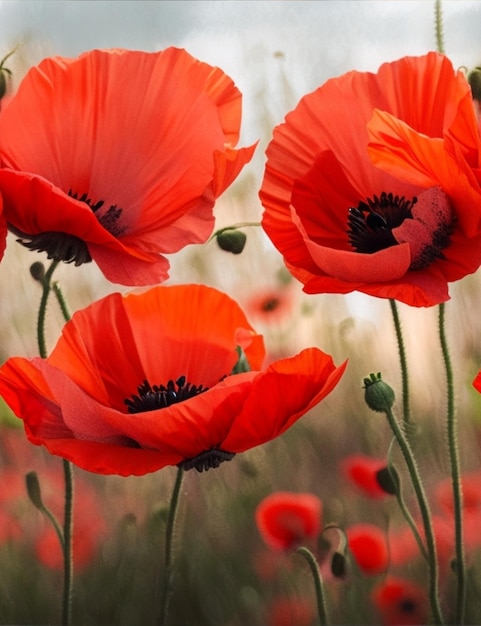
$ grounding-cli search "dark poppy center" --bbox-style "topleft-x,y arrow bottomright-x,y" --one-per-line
69,190 -> 126,237
9,225 -> 92,266
262,297 -> 280,312
124,376 -> 236,473
347,192 -> 416,254
399,599 -> 416,613
124,376 -> 208,414
347,189 -> 455,271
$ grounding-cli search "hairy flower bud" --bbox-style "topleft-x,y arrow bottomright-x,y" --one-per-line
30,261 -> 46,282
25,471 -> 44,510
376,466 -> 399,496
468,66 -> 481,101
216,229 -> 247,254
363,372 -> 395,412
331,551 -> 347,578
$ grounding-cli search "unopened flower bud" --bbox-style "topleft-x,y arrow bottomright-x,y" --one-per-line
26,471 -> 44,510
375,466 -> 399,496
331,551 -> 347,578
363,372 -> 395,412
30,261 -> 46,282
468,66 -> 481,101
216,229 -> 247,254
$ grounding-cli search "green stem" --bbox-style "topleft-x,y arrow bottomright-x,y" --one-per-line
435,0 -> 445,54
296,546 -> 329,626
36,260 -> 60,359
386,439 -> 428,561
34,259 -> 74,626
52,281 -> 71,322
158,467 -> 185,626
389,299 -> 411,425
438,303 -> 465,624
384,404 -> 444,624
62,459 -> 74,626
208,221 -> 261,242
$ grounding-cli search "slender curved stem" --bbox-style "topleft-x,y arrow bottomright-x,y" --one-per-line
438,303 -> 465,624
386,439 -> 428,561
52,281 -> 71,322
62,459 -> 74,626
158,467 -> 185,626
34,259 -> 74,626
36,260 -> 60,359
384,405 -> 444,625
208,221 -> 261,242
297,546 -> 329,626
389,299 -> 410,425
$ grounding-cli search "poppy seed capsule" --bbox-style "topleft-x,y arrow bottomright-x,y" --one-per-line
216,229 -> 247,254
363,373 -> 395,412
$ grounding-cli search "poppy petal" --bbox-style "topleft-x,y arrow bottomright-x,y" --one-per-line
222,348 -> 347,452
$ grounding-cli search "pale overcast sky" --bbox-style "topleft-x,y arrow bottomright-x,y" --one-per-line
1,1 -> 481,143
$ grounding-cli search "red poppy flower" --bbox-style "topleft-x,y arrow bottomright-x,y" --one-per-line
255,491 -> 322,551
260,52 -> 481,307
0,284 -> 346,476
346,523 -> 389,575
340,454 -> 392,499
0,48 -> 255,285
371,577 -> 428,626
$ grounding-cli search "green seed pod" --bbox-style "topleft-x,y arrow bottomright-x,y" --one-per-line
363,372 -> 395,412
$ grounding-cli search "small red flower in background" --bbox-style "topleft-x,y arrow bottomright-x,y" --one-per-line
265,596 -> 315,626
346,523 -> 389,575
371,577 -> 428,626
0,47 -> 255,285
260,52 -> 481,307
244,286 -> 295,326
255,491 -> 322,551
341,454 -> 393,499
0,284 -> 346,476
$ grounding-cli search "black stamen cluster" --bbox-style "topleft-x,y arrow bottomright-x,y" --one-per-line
69,189 -> 125,236
9,224 -> 92,266
124,376 -> 208,414
178,448 -> 236,473
347,192 -> 416,254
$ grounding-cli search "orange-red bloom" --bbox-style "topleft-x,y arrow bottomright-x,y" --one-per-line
0,284 -> 346,476
346,523 -> 389,575
0,48 -> 255,285
255,491 -> 322,551
260,52 -> 481,306
341,454 -> 393,499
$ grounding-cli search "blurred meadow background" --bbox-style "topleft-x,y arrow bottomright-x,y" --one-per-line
1,1 -> 481,624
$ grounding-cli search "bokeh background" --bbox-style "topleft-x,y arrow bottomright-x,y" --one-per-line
1,2 -> 481,624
